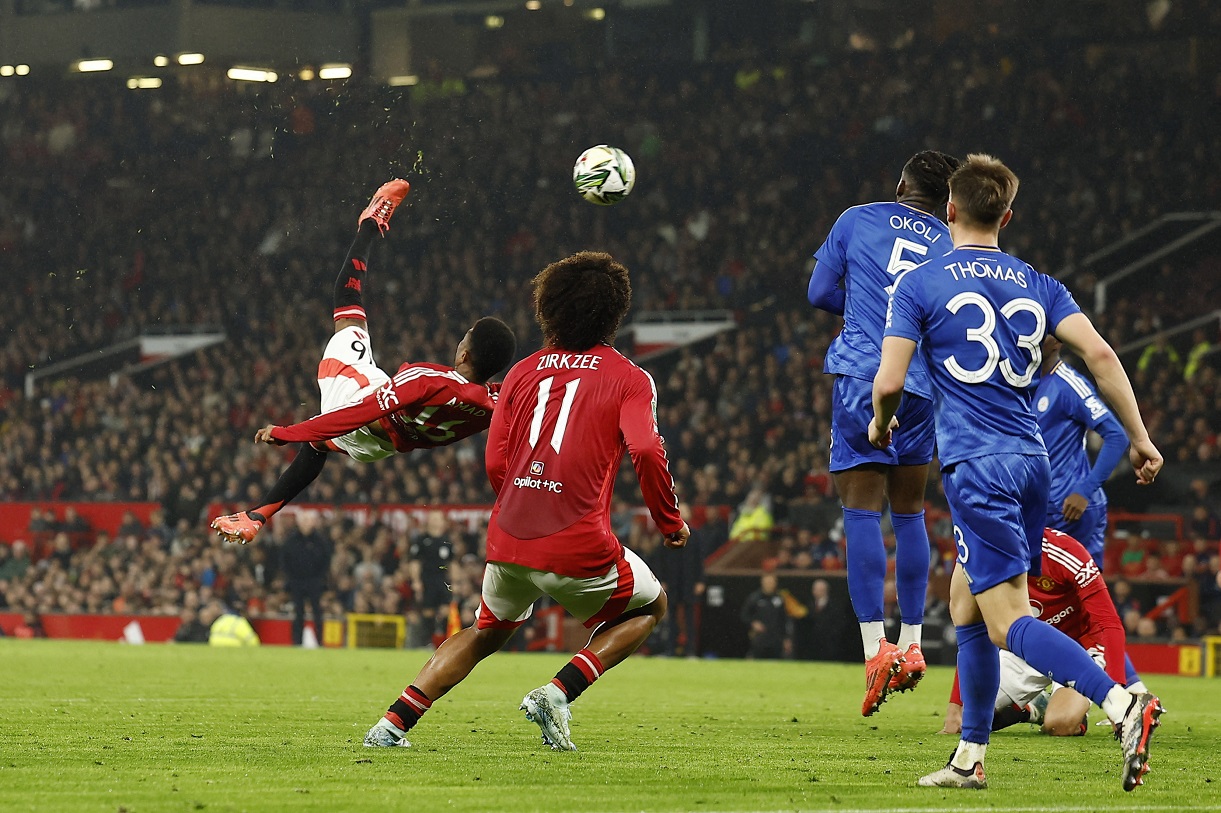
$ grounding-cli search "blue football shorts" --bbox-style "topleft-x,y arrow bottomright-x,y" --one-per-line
1047,498 -> 1108,569
943,453 -> 1050,595
829,374 -> 934,473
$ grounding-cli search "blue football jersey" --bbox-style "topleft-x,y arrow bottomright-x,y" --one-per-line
813,202 -> 950,398
1034,361 -> 1126,508
885,245 -> 1082,466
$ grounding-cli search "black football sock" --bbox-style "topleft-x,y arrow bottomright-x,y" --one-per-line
385,685 -> 433,732
248,443 -> 329,523
332,220 -> 379,323
991,702 -> 1032,731
551,648 -> 604,702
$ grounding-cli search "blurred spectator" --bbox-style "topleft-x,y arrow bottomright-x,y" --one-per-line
790,578 -> 846,661
280,510 -> 332,646
0,542 -> 31,582
172,607 -> 211,643
60,506 -> 91,534
730,486 -> 774,543
14,610 -> 45,639
410,511 -> 457,637
740,572 -> 787,659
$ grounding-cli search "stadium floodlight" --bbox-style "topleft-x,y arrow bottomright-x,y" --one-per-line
318,63 -> 352,80
0,66 -> 13,77
177,53 -> 205,66
387,74 -> 419,86
76,59 -> 114,73
126,77 -> 163,89
485,15 -> 505,28
585,7 -> 605,20
154,55 -> 170,67
16,64 -> 29,75
298,67 -> 315,81
525,0 -> 541,9
227,67 -> 277,83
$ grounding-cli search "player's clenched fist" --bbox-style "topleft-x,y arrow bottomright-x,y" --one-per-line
1129,437 -> 1162,485
664,523 -> 691,549
867,415 -> 899,449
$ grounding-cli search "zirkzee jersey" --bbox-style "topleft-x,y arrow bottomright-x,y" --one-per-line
485,344 -> 684,579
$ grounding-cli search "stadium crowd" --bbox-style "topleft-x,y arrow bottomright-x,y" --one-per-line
1,31 -> 1219,643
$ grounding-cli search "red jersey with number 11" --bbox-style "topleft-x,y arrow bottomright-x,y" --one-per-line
485,344 -> 684,578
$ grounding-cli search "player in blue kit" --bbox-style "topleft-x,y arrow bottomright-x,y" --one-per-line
1035,335 -> 1128,564
807,151 -> 960,716
1036,335 -> 1146,693
870,154 -> 1164,791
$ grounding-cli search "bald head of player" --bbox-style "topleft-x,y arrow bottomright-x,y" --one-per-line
531,251 -> 632,352
897,150 -> 961,213
454,316 -> 517,384
946,153 -> 1021,237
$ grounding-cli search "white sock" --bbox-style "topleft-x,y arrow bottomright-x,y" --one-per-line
1102,685 -> 1134,724
376,716 -> 406,737
860,622 -> 886,659
1127,680 -> 1147,694
950,739 -> 987,770
898,623 -> 922,650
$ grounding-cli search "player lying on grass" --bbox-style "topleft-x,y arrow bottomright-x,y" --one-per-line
938,528 -> 1147,737
870,154 -> 1163,791
807,151 -> 961,717
363,250 -> 690,751
210,181 -> 516,544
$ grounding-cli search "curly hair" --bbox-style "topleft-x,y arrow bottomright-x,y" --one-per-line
531,251 -> 632,351
902,150 -> 961,207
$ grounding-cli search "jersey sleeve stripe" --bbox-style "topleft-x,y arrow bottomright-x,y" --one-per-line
1053,365 -> 1093,399
392,367 -> 469,386
1044,544 -> 1087,573
333,306 -> 367,321
317,358 -> 371,388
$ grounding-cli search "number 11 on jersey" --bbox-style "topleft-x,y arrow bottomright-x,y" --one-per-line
529,376 -> 580,453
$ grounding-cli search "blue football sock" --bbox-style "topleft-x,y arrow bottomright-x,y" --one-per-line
1007,615 -> 1115,705
1124,653 -> 1141,687
956,622 -> 998,745
891,511 -> 930,625
843,508 -> 885,623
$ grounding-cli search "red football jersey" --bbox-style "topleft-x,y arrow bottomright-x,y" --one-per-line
270,362 -> 498,452
484,344 -> 684,578
1028,528 -> 1127,684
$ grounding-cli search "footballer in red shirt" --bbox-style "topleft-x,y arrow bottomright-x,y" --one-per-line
364,250 -> 689,752
941,528 -> 1145,736
210,180 -> 516,545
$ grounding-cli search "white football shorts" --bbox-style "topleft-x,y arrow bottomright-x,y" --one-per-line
477,546 -> 661,630
995,645 -> 1107,710
316,325 -> 395,463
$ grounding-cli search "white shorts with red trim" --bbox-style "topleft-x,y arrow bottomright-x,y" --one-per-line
996,643 -> 1107,710
477,546 -> 660,630
317,326 -> 394,463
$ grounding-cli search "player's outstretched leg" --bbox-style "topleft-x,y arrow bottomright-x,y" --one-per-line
210,443 -> 328,544
364,625 -> 515,748
889,507 -> 931,693
1118,692 -> 1165,791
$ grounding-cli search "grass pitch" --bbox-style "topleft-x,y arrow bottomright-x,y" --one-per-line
1,640 -> 1217,812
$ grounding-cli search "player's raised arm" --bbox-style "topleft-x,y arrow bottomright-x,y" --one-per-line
1053,312 -> 1162,484
620,371 -> 686,544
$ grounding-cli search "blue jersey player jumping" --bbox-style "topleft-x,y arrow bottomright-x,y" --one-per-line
870,154 -> 1164,791
807,151 -> 960,716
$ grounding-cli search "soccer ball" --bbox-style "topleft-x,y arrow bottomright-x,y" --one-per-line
573,145 -> 636,206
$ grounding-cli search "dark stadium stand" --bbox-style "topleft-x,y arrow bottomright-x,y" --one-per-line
0,28 -> 1218,646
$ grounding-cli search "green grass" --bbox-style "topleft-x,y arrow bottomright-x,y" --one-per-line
0,640 -> 1217,812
